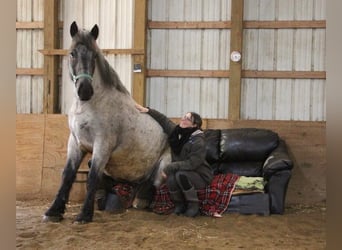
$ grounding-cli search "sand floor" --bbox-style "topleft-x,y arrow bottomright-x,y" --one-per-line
16,198 -> 326,250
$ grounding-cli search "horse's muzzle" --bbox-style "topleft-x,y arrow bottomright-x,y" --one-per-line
77,81 -> 94,101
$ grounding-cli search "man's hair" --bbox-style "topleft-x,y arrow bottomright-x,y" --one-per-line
190,112 -> 202,129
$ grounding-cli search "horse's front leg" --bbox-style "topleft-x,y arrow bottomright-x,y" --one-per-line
75,148 -> 111,223
44,135 -> 86,222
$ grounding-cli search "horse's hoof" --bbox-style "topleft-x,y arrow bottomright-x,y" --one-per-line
132,198 -> 150,209
42,214 -> 63,223
73,220 -> 88,225
74,214 -> 92,224
73,219 -> 92,224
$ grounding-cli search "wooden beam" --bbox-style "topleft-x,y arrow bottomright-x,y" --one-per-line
16,68 -> 62,76
43,0 -> 59,113
229,0 -> 244,120
16,21 -> 64,29
147,69 -> 230,78
146,69 -> 325,79
16,68 -> 44,76
39,48 -> 144,56
132,0 -> 148,106
244,20 -> 326,29
148,20 -> 326,30
103,49 -> 144,55
242,70 -> 326,79
16,21 -> 44,29
148,21 -> 231,29
39,49 -> 67,55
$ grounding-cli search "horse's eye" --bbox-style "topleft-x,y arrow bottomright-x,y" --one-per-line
70,51 -> 76,58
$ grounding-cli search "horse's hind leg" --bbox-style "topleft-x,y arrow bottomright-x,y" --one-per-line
133,179 -> 155,209
43,136 -> 85,222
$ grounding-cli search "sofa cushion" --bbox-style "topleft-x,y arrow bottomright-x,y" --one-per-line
226,193 -> 270,215
218,161 -> 263,177
203,129 -> 221,164
220,128 -> 279,162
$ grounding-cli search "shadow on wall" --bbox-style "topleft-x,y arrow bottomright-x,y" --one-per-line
286,147 -> 326,205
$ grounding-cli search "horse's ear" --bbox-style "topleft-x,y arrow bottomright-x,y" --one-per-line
90,24 -> 99,40
70,21 -> 78,37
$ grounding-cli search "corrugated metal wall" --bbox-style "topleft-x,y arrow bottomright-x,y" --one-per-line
241,0 -> 326,121
16,0 -> 326,121
16,0 -> 134,114
147,0 -> 326,121
60,0 -> 134,113
16,0 -> 44,113
147,0 -> 231,118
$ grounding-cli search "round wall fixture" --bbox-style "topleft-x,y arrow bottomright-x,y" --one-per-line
230,51 -> 241,62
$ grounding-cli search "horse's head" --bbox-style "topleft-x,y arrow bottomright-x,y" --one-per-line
68,21 -> 99,101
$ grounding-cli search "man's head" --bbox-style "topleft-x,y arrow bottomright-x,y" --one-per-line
179,112 -> 202,129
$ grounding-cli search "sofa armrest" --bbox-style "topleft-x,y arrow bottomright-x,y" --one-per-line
265,170 -> 292,214
263,139 -> 293,178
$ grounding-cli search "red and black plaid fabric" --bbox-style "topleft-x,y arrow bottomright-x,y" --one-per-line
112,183 -> 135,208
150,184 -> 175,215
113,173 -> 239,217
198,173 -> 239,216
151,173 -> 239,216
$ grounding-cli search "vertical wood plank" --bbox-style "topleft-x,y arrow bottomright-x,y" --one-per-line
17,0 -> 33,113
16,114 -> 45,194
132,0 -> 148,105
229,0 -> 244,120
43,0 -> 59,113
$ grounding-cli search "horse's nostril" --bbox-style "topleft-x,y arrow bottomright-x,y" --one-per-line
78,82 -> 94,101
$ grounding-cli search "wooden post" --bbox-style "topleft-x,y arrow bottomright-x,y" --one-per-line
229,0 -> 244,120
132,0 -> 148,105
43,0 -> 59,113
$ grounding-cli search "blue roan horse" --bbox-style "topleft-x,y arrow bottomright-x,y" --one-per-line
44,21 -> 171,223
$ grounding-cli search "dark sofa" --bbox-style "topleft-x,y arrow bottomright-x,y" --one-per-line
203,128 -> 293,215
100,127 -> 293,216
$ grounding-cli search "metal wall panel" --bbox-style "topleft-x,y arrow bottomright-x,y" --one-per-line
147,0 -> 231,119
16,0 -> 326,121
241,0 -> 326,121
147,0 -> 326,121
17,0 -> 44,113
60,0 -> 133,114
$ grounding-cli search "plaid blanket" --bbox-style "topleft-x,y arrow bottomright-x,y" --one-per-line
112,183 -> 135,209
113,173 -> 239,217
151,173 -> 239,216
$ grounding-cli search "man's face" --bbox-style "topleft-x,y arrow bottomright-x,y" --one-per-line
179,112 -> 195,128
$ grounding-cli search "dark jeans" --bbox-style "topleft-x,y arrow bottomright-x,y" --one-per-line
166,170 -> 207,192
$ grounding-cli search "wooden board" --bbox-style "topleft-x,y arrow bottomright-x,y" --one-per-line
40,114 -> 91,200
16,115 -> 45,194
16,114 -> 326,204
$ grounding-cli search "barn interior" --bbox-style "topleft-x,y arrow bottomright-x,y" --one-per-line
16,0 -> 326,207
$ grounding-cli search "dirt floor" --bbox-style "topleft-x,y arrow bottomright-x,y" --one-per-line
16,197 -> 326,250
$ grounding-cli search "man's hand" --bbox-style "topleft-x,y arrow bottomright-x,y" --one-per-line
135,103 -> 149,113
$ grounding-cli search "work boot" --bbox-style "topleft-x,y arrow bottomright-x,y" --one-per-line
95,189 -> 107,211
183,186 -> 199,217
169,190 -> 186,215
